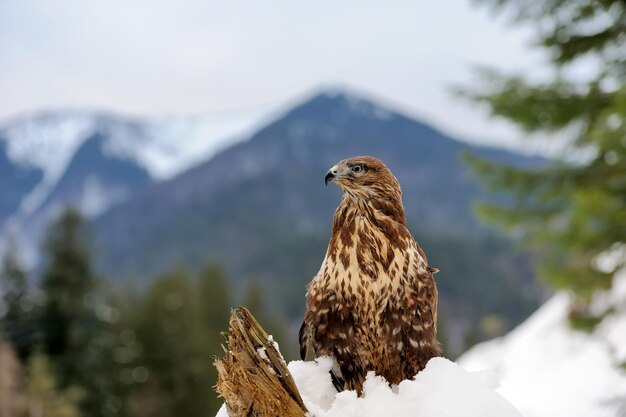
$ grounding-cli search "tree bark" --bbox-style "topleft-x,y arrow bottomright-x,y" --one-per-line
214,307 -> 307,417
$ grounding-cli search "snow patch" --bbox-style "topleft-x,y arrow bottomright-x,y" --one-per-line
216,357 -> 521,417
288,356 -> 337,414
78,176 -> 130,218
2,113 -> 96,215
268,335 -> 281,355
257,347 -> 269,362
459,268 -> 626,417
345,95 -> 393,121
112,109 -> 274,179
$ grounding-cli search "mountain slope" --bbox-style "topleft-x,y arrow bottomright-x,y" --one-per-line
0,139 -> 42,221
4,131 -> 155,266
0,107 -> 273,265
36,133 -> 151,218
93,91 -> 543,353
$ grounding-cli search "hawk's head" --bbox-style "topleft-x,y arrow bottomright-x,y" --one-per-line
325,156 -> 401,200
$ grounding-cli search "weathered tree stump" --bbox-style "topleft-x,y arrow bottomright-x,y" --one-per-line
214,307 -> 307,417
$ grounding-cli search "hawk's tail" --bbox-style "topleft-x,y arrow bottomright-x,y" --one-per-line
298,321 -> 309,360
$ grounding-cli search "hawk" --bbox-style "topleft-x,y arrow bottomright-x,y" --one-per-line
299,156 -> 441,393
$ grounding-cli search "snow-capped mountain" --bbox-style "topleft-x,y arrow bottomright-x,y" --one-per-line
0,88 -> 549,355
90,90 -> 546,355
1,107 -> 274,209
0,107 -> 274,265
459,252 -> 626,417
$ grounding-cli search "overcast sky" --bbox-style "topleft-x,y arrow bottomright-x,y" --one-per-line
0,0 -> 547,145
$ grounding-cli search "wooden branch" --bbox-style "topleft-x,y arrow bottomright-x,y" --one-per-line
214,307 -> 307,417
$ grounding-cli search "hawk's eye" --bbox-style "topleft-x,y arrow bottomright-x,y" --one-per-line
352,165 -> 363,173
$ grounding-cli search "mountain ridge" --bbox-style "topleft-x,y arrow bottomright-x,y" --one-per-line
91,90 -> 543,354
0,88 -> 544,353
0,106 -> 273,264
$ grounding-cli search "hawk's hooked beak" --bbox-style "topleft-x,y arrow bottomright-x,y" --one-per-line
325,164 -> 348,186
324,170 -> 336,186
325,164 -> 340,186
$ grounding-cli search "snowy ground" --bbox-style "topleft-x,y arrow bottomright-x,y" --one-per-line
216,356 -> 521,417
459,265 -> 626,417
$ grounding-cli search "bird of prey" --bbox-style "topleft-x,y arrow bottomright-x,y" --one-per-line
299,156 -> 441,393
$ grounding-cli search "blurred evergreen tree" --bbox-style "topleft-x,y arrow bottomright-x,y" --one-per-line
198,264 -> 231,346
132,266 -> 231,417
461,0 -> 626,321
39,208 -> 95,362
25,352 -> 83,417
243,279 -> 295,360
37,207 -> 122,417
0,237 -> 33,359
198,265 -> 232,411
242,280 -> 268,324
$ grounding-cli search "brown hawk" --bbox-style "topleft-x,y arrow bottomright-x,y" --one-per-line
299,156 -> 441,393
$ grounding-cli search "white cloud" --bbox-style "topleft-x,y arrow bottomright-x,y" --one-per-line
0,0 -> 551,145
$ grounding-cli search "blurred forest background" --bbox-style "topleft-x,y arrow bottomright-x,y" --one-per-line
1,0 -> 624,416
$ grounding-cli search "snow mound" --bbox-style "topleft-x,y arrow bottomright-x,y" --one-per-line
459,267 -> 626,417
216,357 -> 521,417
